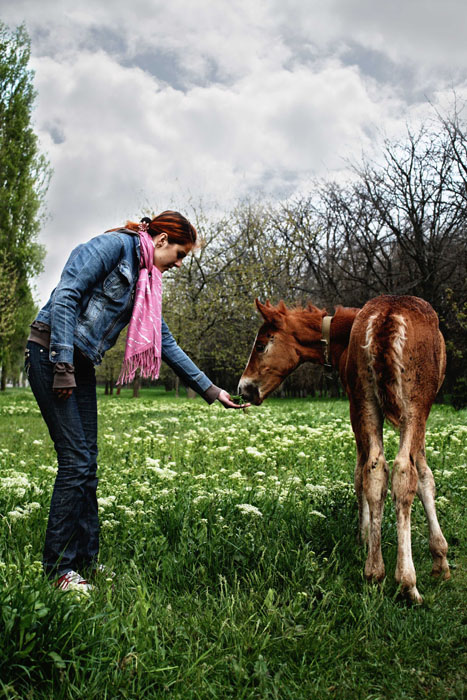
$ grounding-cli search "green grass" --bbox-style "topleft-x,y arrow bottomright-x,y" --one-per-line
0,388 -> 466,699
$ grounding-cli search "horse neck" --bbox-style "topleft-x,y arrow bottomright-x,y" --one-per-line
290,305 -> 359,369
328,306 -> 360,371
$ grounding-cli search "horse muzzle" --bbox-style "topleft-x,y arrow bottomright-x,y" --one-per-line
237,378 -> 262,405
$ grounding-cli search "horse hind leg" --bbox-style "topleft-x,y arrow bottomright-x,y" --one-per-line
351,398 -> 388,580
416,449 -> 449,580
392,426 -> 423,603
350,396 -> 388,582
362,445 -> 389,583
354,447 -> 370,545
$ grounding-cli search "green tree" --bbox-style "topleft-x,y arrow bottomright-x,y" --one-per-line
95,333 -> 126,395
0,22 -> 51,388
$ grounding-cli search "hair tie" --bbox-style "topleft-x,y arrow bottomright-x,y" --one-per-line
138,217 -> 151,233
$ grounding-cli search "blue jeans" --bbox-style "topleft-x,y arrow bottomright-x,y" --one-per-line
26,341 -> 99,578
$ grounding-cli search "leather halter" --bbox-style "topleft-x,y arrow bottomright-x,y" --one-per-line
320,315 -> 333,372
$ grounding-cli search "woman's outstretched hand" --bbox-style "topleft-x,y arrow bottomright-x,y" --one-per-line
216,389 -> 250,409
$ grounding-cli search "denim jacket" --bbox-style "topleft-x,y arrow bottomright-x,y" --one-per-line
36,230 -> 214,397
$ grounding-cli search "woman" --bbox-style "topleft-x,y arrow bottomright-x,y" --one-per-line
26,211 -> 248,592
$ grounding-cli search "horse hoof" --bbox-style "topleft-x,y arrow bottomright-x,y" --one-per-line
399,585 -> 423,605
431,566 -> 451,581
364,566 -> 385,583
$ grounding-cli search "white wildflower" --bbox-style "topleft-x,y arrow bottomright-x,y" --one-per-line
229,471 -> 243,480
236,503 -> 263,518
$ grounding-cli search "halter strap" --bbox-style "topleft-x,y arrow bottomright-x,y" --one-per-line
320,315 -> 333,372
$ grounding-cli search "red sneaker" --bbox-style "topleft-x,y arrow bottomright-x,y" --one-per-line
54,570 -> 93,594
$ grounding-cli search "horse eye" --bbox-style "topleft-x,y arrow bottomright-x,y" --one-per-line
256,343 -> 266,353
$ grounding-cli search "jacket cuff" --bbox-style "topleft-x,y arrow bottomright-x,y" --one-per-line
49,341 -> 75,364
52,363 -> 77,390
203,384 -> 222,404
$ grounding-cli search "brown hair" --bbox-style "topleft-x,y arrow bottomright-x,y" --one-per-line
121,210 -> 197,247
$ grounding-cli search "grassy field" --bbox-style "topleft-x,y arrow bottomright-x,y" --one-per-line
0,387 -> 466,699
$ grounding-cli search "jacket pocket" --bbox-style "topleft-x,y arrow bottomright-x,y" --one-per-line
102,261 -> 133,299
83,295 -> 105,323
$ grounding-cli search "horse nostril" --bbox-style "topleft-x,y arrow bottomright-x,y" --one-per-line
238,380 -> 260,405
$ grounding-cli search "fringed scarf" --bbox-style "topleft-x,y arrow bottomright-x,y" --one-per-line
117,227 -> 162,385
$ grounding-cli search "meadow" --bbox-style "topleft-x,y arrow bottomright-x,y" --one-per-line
0,387 -> 466,699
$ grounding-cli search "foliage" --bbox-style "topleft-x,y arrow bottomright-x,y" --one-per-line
0,389 -> 466,698
441,288 -> 467,409
95,333 -> 126,395
0,23 -> 50,387
0,254 -> 17,344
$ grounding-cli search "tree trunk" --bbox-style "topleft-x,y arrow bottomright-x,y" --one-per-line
132,376 -> 140,398
1,364 -> 6,391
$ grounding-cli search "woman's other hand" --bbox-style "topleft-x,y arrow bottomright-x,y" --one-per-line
216,389 -> 250,409
53,388 -> 73,401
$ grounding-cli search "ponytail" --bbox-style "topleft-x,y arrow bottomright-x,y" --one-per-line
112,210 -> 197,246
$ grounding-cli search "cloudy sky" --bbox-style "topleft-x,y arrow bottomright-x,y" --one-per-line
3,0 -> 467,305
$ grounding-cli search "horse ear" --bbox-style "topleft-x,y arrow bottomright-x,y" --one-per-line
277,300 -> 288,314
307,301 -> 326,316
255,299 -> 279,324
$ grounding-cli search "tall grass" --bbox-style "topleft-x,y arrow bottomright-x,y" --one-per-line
0,388 -> 465,699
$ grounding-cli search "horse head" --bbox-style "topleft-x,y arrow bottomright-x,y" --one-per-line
238,299 -> 326,404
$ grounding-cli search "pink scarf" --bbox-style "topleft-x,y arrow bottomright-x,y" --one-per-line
117,228 -> 162,385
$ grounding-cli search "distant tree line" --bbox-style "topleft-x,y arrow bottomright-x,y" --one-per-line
1,24 -> 465,406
